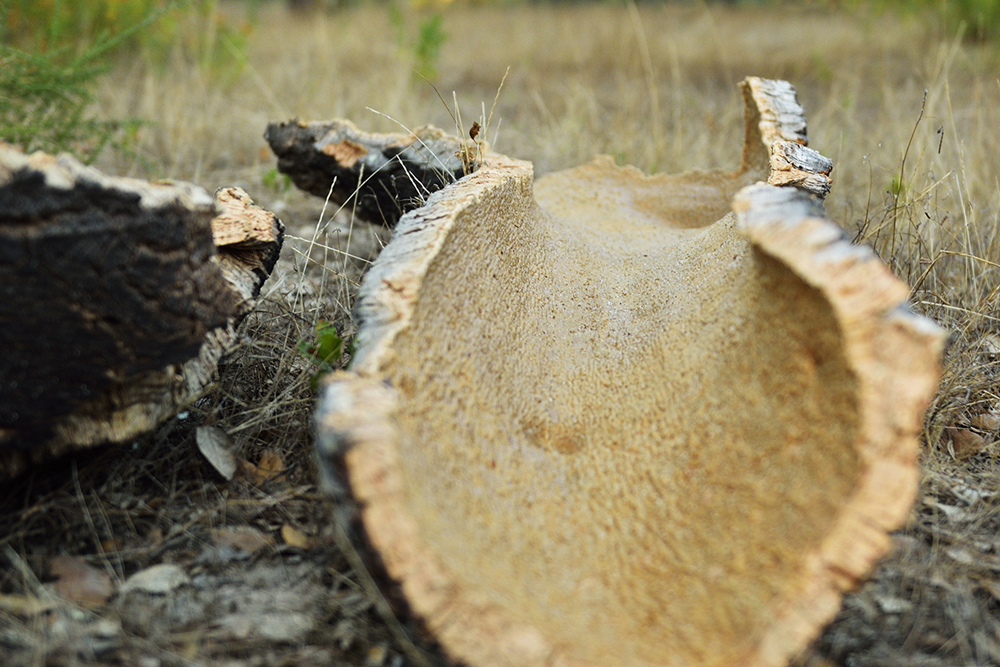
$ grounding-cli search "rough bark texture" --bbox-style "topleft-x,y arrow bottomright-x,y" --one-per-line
313,77 -> 944,667
267,79 -> 831,230
265,118 -> 468,226
0,144 -> 282,479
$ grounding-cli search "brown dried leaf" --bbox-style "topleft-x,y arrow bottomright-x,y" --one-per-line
258,450 -> 285,475
980,579 -> 1000,603
281,524 -> 310,549
146,527 -> 164,548
196,426 -> 237,480
366,644 -> 389,667
949,428 -> 988,460
244,450 -> 286,486
50,556 -> 113,608
210,527 -> 275,555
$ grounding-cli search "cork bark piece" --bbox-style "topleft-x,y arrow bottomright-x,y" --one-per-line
265,118 -> 467,226
0,144 -> 283,479
314,78 -> 944,667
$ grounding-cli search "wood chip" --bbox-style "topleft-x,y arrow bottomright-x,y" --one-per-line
319,139 -> 368,168
196,426 -> 237,480
211,186 -> 283,248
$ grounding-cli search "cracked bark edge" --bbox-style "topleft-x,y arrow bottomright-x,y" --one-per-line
741,76 -> 834,198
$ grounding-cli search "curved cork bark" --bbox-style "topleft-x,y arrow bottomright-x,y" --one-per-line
314,77 -> 944,667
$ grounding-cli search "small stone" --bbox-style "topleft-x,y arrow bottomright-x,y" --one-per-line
875,595 -> 914,614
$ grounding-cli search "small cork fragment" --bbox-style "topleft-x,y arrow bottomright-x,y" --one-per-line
212,186 -> 283,248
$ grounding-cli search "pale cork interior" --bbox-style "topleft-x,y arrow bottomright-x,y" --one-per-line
381,159 -> 860,666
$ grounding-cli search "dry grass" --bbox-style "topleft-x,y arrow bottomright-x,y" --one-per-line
2,2 -> 1000,666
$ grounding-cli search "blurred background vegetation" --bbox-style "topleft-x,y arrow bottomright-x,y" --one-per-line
1,0 -> 998,164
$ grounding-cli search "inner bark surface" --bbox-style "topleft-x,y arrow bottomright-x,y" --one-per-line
384,162 -> 860,666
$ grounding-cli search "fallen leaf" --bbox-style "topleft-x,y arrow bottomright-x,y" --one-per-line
216,611 -> 314,642
971,412 -> 1000,432
281,524 -> 310,549
981,333 -> 1000,359
244,449 -> 286,486
0,593 -> 59,616
925,500 -> 967,521
121,563 -> 189,594
50,556 -> 113,607
258,450 -> 285,475
196,426 -> 237,480
210,527 -> 274,555
949,428 -> 988,460
945,545 -> 975,565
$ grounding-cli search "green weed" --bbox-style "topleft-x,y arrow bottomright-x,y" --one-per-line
263,166 -> 293,193
297,320 -> 345,390
0,1 -> 167,160
389,3 -> 448,81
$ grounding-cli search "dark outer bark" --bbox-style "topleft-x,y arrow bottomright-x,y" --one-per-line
0,171 -> 236,442
265,119 -> 468,226
0,144 -> 282,473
